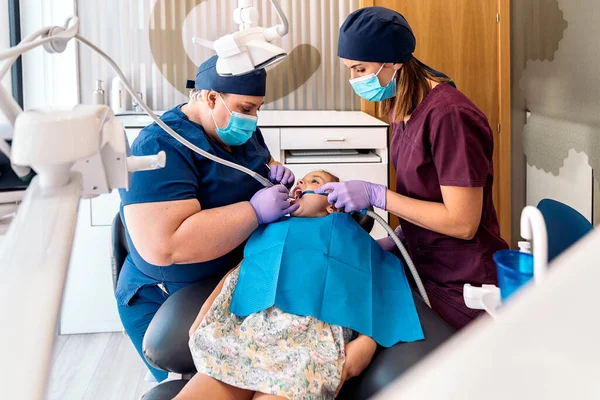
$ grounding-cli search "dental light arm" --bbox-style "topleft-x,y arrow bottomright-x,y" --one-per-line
193,0 -> 289,76
262,0 -> 289,40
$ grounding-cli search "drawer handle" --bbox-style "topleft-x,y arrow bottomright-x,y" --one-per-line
324,137 -> 346,142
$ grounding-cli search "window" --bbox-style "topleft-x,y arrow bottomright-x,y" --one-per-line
1,0 -> 23,110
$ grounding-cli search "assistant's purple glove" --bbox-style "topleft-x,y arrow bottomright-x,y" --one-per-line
250,184 -> 299,225
315,180 -> 387,212
269,164 -> 295,189
376,225 -> 405,252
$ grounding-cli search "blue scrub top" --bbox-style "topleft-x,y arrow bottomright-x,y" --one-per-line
116,105 -> 271,306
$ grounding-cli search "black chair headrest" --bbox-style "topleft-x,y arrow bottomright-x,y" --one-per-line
350,206 -> 375,234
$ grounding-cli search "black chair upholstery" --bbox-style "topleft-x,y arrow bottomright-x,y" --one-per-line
350,207 -> 375,234
336,292 -> 455,399
143,277 -> 222,374
143,285 -> 454,399
110,213 -> 129,291
141,380 -> 189,400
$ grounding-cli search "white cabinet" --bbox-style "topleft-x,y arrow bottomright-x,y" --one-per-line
60,199 -> 122,334
60,111 -> 389,334
260,128 -> 281,162
60,122 -> 148,333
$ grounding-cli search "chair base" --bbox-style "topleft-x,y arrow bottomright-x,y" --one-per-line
141,379 -> 188,400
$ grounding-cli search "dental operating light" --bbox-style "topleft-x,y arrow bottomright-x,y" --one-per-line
192,0 -> 289,76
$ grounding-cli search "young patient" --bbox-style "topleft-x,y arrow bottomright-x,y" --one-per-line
174,171 -> 377,400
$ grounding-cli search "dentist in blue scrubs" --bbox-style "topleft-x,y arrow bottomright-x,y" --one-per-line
117,56 -> 298,381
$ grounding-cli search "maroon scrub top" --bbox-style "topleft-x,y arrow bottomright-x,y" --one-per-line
390,83 -> 508,330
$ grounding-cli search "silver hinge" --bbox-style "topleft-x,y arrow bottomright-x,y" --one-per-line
496,13 -> 500,23
497,124 -> 501,133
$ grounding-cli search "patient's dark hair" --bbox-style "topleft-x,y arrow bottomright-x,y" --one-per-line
320,170 -> 340,183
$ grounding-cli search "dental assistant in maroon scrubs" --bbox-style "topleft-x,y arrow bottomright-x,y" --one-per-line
317,7 -> 509,330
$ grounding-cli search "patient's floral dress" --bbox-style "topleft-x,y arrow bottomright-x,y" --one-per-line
189,267 -> 355,399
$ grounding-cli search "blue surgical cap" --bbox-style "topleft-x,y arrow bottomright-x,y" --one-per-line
186,55 -> 267,97
338,7 -> 416,63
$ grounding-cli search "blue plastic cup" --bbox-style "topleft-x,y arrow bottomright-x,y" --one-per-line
493,250 -> 534,301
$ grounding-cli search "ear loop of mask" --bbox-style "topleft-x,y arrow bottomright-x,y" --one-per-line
381,64 -> 398,87
209,93 -> 231,130
349,63 -> 390,84
389,68 -> 398,84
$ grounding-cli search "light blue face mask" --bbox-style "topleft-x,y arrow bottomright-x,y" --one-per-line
210,94 -> 258,146
349,64 -> 397,102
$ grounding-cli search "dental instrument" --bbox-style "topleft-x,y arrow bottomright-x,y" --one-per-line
365,209 -> 430,307
299,190 -> 328,198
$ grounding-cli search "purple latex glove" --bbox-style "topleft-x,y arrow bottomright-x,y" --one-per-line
269,164 -> 295,189
250,184 -> 299,225
315,180 -> 387,212
376,225 -> 405,252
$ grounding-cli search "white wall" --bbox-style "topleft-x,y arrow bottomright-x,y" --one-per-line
20,0 -> 78,110
527,149 -> 593,222
524,112 -> 594,223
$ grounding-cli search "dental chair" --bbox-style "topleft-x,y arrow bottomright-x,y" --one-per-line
111,212 -> 456,400
537,199 -> 594,263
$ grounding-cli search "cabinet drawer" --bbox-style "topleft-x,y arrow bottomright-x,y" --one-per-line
280,127 -> 387,150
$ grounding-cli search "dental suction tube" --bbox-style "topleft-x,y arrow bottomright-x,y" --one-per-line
366,210 -> 431,308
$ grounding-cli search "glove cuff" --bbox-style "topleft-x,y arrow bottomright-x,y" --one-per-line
249,200 -> 264,225
372,183 -> 388,210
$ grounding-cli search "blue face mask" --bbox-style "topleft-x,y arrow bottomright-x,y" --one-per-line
210,95 -> 258,146
349,64 -> 397,102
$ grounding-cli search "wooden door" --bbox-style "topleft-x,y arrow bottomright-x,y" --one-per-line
360,0 -> 511,244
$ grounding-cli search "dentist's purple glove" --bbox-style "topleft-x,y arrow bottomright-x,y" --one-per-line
315,180 -> 387,212
269,164 -> 295,189
377,225 -> 406,252
250,184 -> 299,225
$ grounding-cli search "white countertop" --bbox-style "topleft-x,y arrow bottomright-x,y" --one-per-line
257,111 -> 388,127
117,110 -> 388,128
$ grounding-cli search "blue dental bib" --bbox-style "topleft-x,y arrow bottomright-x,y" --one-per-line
230,213 -> 423,347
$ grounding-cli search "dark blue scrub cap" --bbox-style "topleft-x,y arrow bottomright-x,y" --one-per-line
338,7 -> 416,63
186,55 -> 267,97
